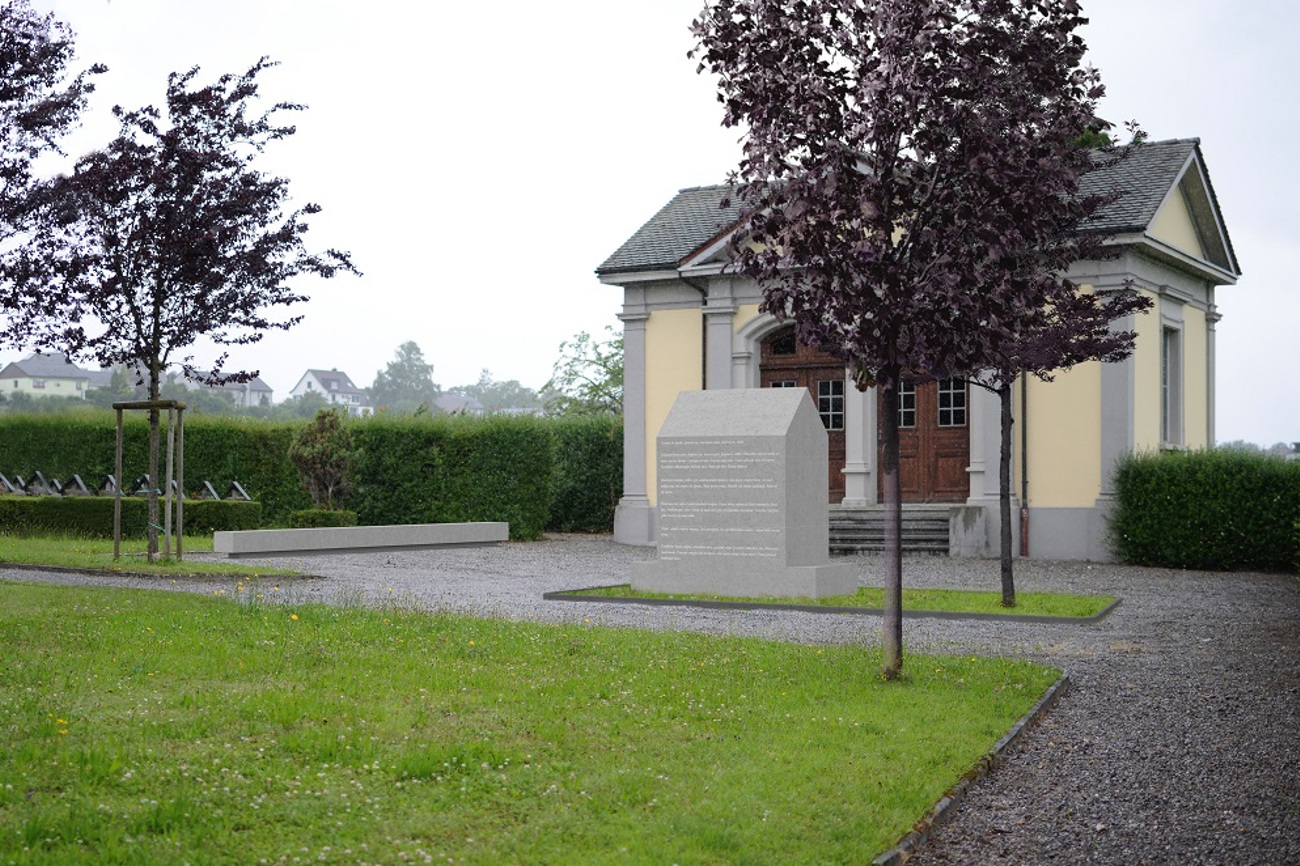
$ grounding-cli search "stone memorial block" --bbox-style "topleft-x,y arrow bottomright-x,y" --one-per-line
630,388 -> 855,598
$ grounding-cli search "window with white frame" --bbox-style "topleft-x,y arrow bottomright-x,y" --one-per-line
817,379 -> 844,430
1161,326 -> 1183,445
937,378 -> 967,427
897,380 -> 916,428
769,380 -> 797,388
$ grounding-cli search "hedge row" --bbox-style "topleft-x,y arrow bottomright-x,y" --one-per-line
1110,449 -> 1300,572
350,415 -> 555,539
0,410 -> 623,539
0,410 -> 307,521
0,495 -> 261,537
547,416 -> 623,533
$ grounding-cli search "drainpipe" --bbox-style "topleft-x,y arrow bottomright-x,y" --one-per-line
1020,375 -> 1030,558
680,272 -> 709,389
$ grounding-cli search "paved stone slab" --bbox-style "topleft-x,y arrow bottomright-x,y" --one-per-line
213,522 -> 508,557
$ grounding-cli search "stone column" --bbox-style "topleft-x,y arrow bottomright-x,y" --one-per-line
1091,318 -> 1137,560
1206,302 -> 1220,445
613,311 -> 655,545
841,379 -> 877,507
956,380 -> 1006,557
967,382 -> 1003,501
704,304 -> 736,391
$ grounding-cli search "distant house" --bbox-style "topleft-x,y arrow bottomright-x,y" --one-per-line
289,369 -> 371,416
435,393 -> 485,415
0,352 -> 94,398
186,370 -> 274,408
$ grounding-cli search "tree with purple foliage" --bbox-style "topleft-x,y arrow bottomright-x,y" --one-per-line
970,272 -> 1151,608
691,0 -> 1118,677
0,58 -> 357,559
0,0 -> 103,239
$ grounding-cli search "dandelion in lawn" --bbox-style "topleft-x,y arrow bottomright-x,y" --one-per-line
291,614 -> 299,621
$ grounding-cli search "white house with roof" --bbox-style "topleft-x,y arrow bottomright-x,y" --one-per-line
289,369 -> 371,416
184,370 -> 274,408
0,352 -> 101,399
435,393 -> 485,415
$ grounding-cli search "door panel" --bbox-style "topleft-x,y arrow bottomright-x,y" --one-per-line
760,327 -> 846,503
880,378 -> 970,502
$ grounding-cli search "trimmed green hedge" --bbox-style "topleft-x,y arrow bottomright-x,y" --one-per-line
351,415 -> 555,540
547,416 -> 623,532
0,410 -> 622,538
0,410 -> 309,524
289,509 -> 358,528
0,495 -> 261,538
1110,449 -> 1300,572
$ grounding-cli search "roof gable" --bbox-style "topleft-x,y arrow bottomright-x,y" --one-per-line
596,185 -> 740,276
597,138 -> 1240,282
3,352 -> 91,380
305,369 -> 364,394
1148,186 -> 1206,260
1081,138 -> 1239,277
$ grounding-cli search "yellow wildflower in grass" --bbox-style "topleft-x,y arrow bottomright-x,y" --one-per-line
291,614 -> 299,621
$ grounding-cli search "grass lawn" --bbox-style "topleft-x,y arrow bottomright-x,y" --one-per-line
0,581 -> 1059,864
564,584 -> 1115,618
0,534 -> 295,578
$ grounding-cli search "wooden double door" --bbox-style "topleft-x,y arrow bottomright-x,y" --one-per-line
759,326 -> 969,504
883,377 -> 970,503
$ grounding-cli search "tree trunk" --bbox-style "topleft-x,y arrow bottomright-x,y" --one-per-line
880,371 -> 903,679
147,363 -> 161,563
999,381 -> 1015,607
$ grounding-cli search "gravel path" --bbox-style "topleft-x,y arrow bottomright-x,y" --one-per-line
4,534 -> 1298,864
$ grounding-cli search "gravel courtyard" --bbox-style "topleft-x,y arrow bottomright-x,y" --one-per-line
4,534 -> 1297,864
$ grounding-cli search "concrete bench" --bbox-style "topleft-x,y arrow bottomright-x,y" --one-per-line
213,521 -> 508,558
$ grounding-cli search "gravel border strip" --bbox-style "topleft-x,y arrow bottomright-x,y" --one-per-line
545,585 -> 1123,624
873,673 -> 1073,866
0,561 -> 325,581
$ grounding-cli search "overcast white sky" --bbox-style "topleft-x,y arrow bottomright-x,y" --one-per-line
4,0 -> 1295,445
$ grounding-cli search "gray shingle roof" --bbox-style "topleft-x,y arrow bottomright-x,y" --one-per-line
596,139 -> 1237,277
1,352 -> 91,380
596,185 -> 741,275
306,369 -> 365,396
1078,138 -> 1198,234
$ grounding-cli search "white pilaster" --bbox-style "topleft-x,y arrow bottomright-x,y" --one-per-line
613,311 -> 655,545
704,305 -> 736,390
841,379 -> 877,507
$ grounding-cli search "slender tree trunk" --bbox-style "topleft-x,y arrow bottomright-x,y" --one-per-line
147,363 -> 161,563
880,371 -> 903,679
999,381 -> 1015,607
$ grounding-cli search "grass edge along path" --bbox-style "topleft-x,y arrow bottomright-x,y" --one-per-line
0,581 -> 1061,865
0,533 -> 296,578
553,584 -> 1117,621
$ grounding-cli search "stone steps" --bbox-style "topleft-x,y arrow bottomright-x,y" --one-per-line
829,506 -> 952,556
